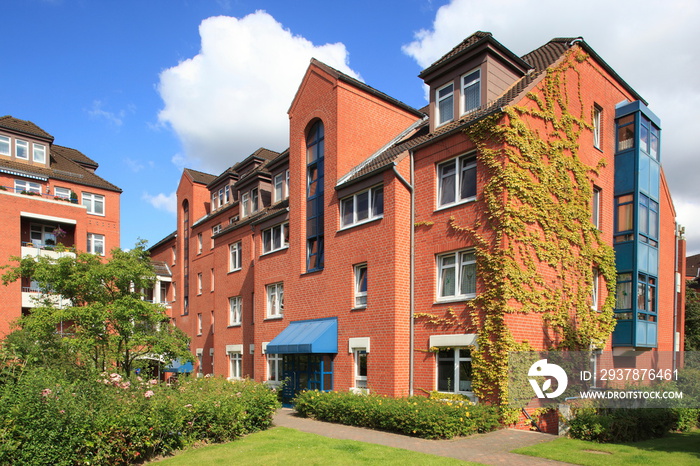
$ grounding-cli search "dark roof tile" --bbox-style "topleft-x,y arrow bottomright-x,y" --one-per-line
0,116 -> 54,141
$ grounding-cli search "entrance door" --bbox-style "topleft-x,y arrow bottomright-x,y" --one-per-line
281,354 -> 333,406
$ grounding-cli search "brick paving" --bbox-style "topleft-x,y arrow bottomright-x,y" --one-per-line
273,408 -> 573,465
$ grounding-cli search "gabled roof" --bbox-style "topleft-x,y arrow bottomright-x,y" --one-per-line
304,59 -> 424,119
419,31 -> 532,79
208,147 -> 281,189
0,115 -> 54,141
339,36 -> 643,187
0,142 -> 121,193
53,144 -> 98,169
184,168 -> 217,185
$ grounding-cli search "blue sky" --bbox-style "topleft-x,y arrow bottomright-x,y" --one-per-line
3,0 -> 699,255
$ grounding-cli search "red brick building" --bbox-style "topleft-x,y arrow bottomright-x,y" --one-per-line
0,116 -> 121,337
150,33 -> 686,404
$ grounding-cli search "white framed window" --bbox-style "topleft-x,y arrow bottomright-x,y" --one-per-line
225,185 -> 230,204
196,349 -> 203,377
197,273 -> 203,295
218,188 -> 224,207
31,223 -> 57,248
274,172 -> 285,202
266,282 -> 284,318
228,351 -> 242,380
86,233 -> 105,256
354,264 -> 367,308
197,313 -> 203,335
171,246 -> 176,265
437,348 -> 472,394
436,82 -> 454,126
15,139 -> 29,160
0,135 -> 9,156
267,352 -> 282,382
251,188 -> 259,213
197,233 -> 203,254
340,186 -> 384,228
54,187 -> 71,199
241,192 -> 250,217
229,242 -> 242,272
437,153 -> 476,208
210,268 -> 215,292
211,192 -> 217,210
15,179 -> 41,194
437,249 -> 477,301
593,106 -> 602,149
354,349 -> 368,389
32,143 -> 46,163
592,187 -> 601,230
262,223 -> 289,254
285,169 -> 290,198
228,296 -> 242,326
82,193 -> 105,216
461,69 -> 481,115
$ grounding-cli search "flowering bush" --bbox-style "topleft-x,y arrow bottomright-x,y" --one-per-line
0,368 -> 280,465
293,390 -> 500,439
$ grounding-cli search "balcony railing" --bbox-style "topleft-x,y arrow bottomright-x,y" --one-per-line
0,185 -> 80,203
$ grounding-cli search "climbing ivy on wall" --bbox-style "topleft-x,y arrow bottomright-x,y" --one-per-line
417,49 -> 617,410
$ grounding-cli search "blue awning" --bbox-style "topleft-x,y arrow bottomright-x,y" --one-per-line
163,359 -> 193,373
266,317 -> 338,354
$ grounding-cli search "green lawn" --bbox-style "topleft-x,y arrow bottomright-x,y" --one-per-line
513,430 -> 700,466
152,427 -> 477,465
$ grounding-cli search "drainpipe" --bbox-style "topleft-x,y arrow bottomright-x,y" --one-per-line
672,223 -> 683,372
392,152 -> 415,396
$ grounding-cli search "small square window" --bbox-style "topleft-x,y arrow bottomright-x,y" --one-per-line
15,139 -> 29,159
437,249 -> 476,300
0,135 -> 9,156
87,233 -> 105,256
229,242 -> 242,272
82,193 -> 105,216
437,82 -> 454,126
437,154 -> 476,208
262,223 -> 289,254
32,143 -> 46,163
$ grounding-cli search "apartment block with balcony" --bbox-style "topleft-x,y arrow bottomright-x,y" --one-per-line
149,32 -> 685,409
0,116 -> 121,336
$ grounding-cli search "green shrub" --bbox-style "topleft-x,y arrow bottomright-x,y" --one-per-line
671,408 -> 700,432
567,407 -> 676,443
293,390 -> 500,439
0,369 -> 280,465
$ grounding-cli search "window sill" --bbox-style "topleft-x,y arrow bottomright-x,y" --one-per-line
338,216 -> 383,232
435,295 -> 476,305
227,324 -> 242,328
228,268 -> 241,275
264,315 -> 284,321
261,245 -> 289,257
351,306 -> 367,311
435,197 -> 476,213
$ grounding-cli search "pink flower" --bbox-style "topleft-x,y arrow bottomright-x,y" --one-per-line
149,379 -> 158,385
41,389 -> 52,397
144,390 -> 155,398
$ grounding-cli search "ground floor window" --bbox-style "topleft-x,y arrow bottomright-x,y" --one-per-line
228,352 -> 242,379
437,348 -> 472,393
354,349 -> 367,389
267,353 -> 282,382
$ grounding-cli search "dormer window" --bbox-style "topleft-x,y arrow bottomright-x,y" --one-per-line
0,136 -> 9,156
32,144 -> 46,164
241,192 -> 249,217
461,69 -> 481,115
16,139 -> 29,160
241,188 -> 259,218
437,83 -> 454,126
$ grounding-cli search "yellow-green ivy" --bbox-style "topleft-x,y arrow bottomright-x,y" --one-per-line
416,49 -> 617,409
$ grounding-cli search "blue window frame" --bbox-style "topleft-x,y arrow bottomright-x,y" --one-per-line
306,121 -> 325,272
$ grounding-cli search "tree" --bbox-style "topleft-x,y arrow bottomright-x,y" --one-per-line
686,281 -> 700,351
1,242 -> 192,376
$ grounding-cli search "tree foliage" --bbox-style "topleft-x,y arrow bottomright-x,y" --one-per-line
1,242 -> 191,376
686,281 -> 700,351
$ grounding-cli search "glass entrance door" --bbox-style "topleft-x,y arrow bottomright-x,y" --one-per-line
281,354 -> 333,406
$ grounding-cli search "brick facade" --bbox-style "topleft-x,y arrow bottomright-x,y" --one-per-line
149,33 -> 686,413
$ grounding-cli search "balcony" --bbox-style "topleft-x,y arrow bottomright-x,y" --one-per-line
21,287 -> 72,309
21,243 -> 76,260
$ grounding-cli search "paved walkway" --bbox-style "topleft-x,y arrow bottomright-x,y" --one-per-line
273,408 -> 572,465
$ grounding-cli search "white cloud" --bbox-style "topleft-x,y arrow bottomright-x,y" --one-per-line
87,100 -> 126,126
402,0 -> 700,252
677,199 -> 700,256
157,11 -> 360,174
142,192 -> 177,215
124,157 -> 145,173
